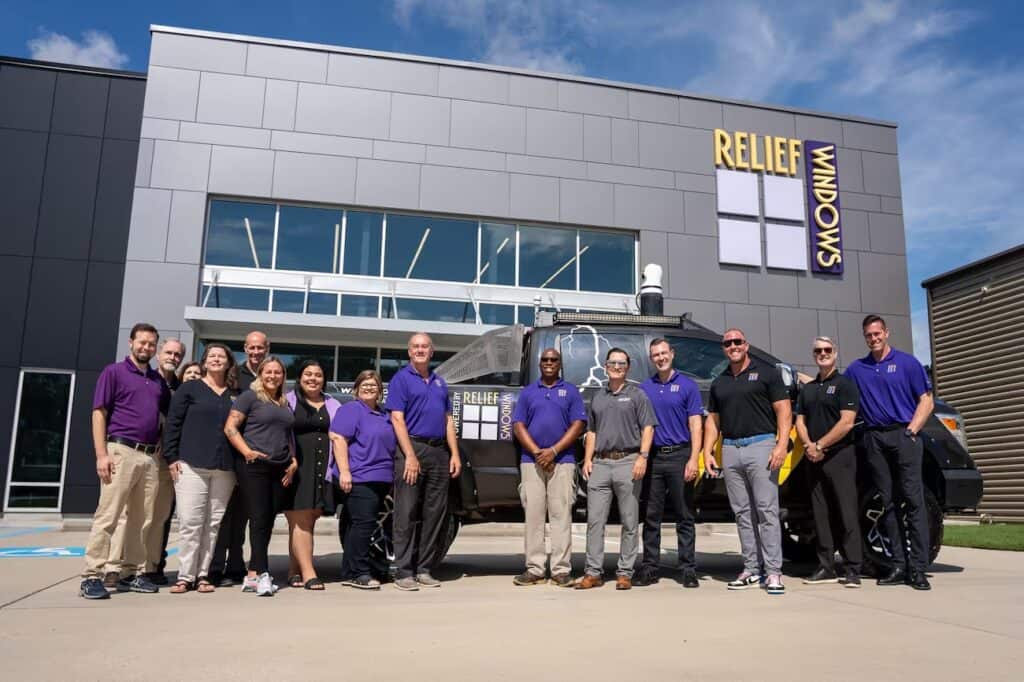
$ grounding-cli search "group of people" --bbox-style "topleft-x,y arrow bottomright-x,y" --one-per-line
78,312 -> 934,599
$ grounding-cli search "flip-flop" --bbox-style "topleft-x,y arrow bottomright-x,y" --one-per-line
288,574 -> 303,588
196,579 -> 215,593
304,577 -> 325,591
170,580 -> 192,594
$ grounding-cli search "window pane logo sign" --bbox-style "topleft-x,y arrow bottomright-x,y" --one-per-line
713,129 -> 843,275
451,389 -> 515,441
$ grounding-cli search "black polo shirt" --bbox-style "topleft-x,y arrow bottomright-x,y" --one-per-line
708,359 -> 788,439
238,363 -> 258,390
795,370 -> 860,447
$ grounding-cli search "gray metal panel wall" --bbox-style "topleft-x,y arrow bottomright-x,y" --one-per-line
928,251 -> 1024,521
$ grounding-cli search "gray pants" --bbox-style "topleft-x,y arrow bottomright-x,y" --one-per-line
722,439 -> 782,576
585,454 -> 641,578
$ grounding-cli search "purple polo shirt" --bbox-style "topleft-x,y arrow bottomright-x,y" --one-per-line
329,400 -> 395,484
641,371 -> 703,447
93,357 -> 171,444
844,348 -> 931,427
512,378 -> 587,464
384,364 -> 452,440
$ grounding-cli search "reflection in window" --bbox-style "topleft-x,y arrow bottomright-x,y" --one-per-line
271,291 -> 338,315
384,214 -> 476,282
665,336 -> 729,382
337,346 -> 377,382
10,372 -> 72,488
341,295 -> 379,318
343,211 -> 383,276
7,486 -> 59,509
383,298 -> 476,323
580,230 -> 635,294
478,223 -> 515,285
271,290 -> 305,313
275,206 -> 340,273
271,343 -> 336,382
518,305 -> 535,327
518,225 -> 577,290
307,292 -> 338,315
379,348 -> 407,382
479,304 -> 515,325
205,201 -> 275,268
558,332 -> 647,388
203,286 -> 269,311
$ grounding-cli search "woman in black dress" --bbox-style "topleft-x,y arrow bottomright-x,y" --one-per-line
284,359 -> 342,590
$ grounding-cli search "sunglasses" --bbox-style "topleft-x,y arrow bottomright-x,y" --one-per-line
605,360 -> 628,368
539,357 -> 560,364
722,339 -> 746,348
813,347 -> 834,356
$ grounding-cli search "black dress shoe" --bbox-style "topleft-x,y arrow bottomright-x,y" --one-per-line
632,572 -> 659,587
908,571 -> 931,591
876,566 -> 907,586
681,570 -> 699,588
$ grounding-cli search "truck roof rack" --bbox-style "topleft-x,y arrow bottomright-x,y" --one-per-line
540,311 -> 691,328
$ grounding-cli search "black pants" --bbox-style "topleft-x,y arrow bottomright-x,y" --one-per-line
637,450 -> 696,574
211,484 -> 249,577
805,443 -> 862,573
236,459 -> 289,575
863,429 -> 929,573
340,482 -> 390,580
393,442 -> 450,579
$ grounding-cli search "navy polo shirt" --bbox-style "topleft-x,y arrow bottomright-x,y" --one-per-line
843,348 -> 931,427
640,371 -> 703,447
512,378 -> 587,464
384,364 -> 452,440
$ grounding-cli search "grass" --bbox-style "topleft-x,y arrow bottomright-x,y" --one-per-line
942,523 -> 1024,551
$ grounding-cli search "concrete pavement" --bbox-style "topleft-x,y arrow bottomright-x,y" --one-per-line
0,523 -> 1020,681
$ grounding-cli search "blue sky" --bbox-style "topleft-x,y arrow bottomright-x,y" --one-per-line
2,0 -> 1022,362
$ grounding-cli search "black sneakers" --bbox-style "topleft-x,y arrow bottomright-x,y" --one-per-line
80,578 -> 110,600
632,571 -> 660,587
681,570 -> 700,588
116,574 -> 160,593
839,572 -> 862,588
803,566 -> 840,584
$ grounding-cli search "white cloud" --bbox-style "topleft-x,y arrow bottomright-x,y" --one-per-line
27,29 -> 129,70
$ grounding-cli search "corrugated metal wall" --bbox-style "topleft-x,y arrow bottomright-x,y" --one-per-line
928,250 -> 1024,521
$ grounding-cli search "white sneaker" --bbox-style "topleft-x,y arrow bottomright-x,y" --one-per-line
256,572 -> 276,597
241,575 -> 258,593
765,574 -> 785,595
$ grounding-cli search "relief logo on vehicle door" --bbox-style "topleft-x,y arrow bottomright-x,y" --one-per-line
451,389 -> 516,441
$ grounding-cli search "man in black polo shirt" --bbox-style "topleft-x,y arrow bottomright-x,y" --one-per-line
795,336 -> 863,587
702,328 -> 791,596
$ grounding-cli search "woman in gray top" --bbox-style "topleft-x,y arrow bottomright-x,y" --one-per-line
224,356 -> 296,597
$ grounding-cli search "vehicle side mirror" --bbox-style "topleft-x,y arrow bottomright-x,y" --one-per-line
776,362 -> 798,401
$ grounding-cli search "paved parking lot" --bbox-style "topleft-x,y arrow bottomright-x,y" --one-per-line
0,523 -> 1021,681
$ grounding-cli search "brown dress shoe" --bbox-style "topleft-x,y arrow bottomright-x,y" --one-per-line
575,574 -> 604,590
616,576 -> 632,590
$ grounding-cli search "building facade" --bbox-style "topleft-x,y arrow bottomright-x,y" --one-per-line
3,25 -> 912,515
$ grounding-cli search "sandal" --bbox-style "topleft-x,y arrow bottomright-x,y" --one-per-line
288,574 -> 304,588
304,577 -> 325,591
170,579 -> 192,594
196,578 -> 216,593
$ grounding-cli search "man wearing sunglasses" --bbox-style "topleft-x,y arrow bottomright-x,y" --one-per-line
844,315 -> 933,591
702,329 -> 791,595
577,348 -> 657,591
795,337 -> 863,587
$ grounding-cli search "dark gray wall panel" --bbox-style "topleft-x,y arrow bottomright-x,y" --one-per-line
0,129 -> 47,256
105,78 -> 145,140
52,72 -> 110,137
0,65 -> 55,131
21,257 -> 88,368
62,370 -> 100,513
90,138 -> 138,262
0,366 -> 18,494
35,134 -> 103,260
0,256 -> 32,367
77,262 -> 126,371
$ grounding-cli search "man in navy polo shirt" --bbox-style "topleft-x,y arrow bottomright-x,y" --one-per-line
634,338 -> 704,588
80,322 -> 171,600
386,332 -> 462,591
512,348 -> 586,588
845,314 -> 934,590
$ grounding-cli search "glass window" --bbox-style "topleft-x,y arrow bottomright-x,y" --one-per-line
307,292 -> 338,316
343,211 -> 383,276
518,305 -> 535,327
7,486 -> 59,509
337,346 -> 377,382
478,223 -> 515,285
383,298 -> 477,323
558,332 -> 648,388
341,295 -> 379,318
384,213 -> 477,282
205,200 -> 276,269
379,348 -> 407,382
665,336 -> 729,382
270,343 -> 336,382
579,229 -> 635,294
479,304 -> 515,325
271,290 -> 338,315
9,372 -> 72,487
518,225 -> 577,290
430,350 -> 455,372
271,290 -> 305,313
203,286 -> 269,311
275,206 -> 341,273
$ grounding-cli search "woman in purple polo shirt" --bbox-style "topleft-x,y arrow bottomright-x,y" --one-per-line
328,370 -> 395,590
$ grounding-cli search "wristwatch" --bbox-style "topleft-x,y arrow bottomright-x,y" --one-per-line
639,451 -> 649,459
904,428 -> 916,439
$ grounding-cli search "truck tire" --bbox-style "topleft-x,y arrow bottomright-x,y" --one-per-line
859,487 -> 943,573
349,495 -> 461,580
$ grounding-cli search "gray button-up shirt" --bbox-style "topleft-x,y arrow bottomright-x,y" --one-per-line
587,382 -> 658,453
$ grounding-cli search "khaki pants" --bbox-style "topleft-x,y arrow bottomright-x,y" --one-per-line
173,462 -> 236,583
106,458 -> 175,574
519,461 -> 576,577
82,443 -> 160,578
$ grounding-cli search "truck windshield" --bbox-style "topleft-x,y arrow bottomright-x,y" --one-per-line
664,335 -> 729,381
557,329 -> 648,387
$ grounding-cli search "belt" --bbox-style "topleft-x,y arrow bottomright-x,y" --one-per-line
863,423 -> 908,432
107,437 -> 158,454
411,436 -> 446,448
655,443 -> 689,454
722,433 -> 774,447
595,450 -> 638,461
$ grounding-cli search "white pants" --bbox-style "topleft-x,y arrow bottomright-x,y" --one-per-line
173,462 -> 236,583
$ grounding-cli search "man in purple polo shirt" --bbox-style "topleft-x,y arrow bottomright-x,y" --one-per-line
845,314 -> 934,591
511,348 -> 586,587
386,332 -> 462,591
80,323 -> 171,599
635,338 -> 704,588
